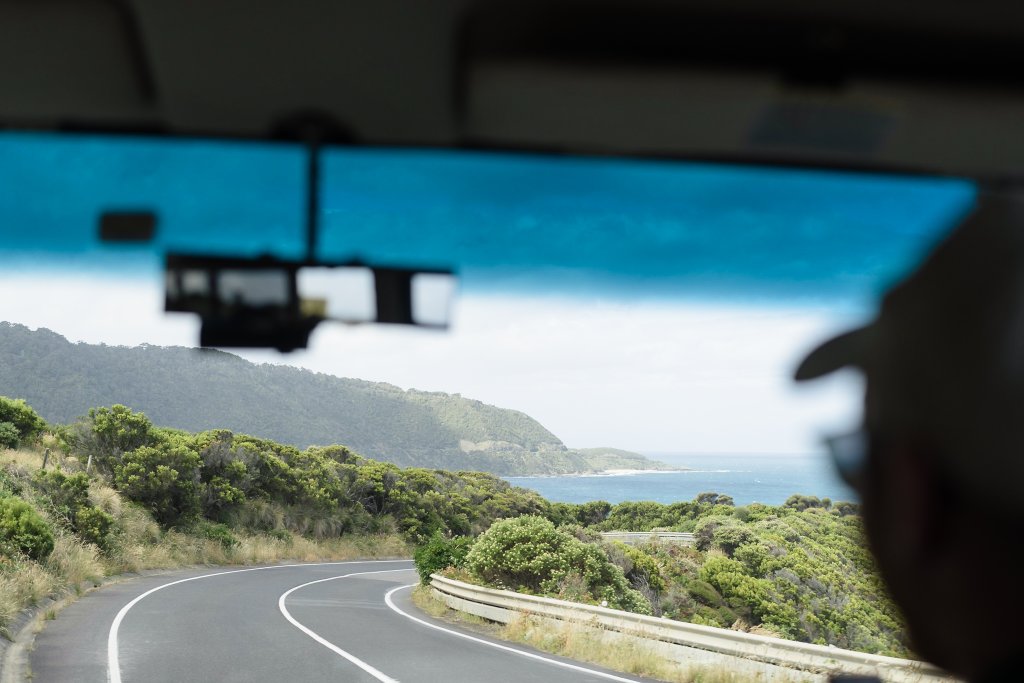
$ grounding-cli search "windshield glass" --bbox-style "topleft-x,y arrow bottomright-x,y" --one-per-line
0,132 -> 981,673
2,131 -> 974,300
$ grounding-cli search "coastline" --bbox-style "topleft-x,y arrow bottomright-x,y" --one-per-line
509,466 -> 691,479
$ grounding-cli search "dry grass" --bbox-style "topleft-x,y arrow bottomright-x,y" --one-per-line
0,562 -> 58,631
0,447 -> 45,480
502,614 -> 696,681
102,525 -> 408,575
88,480 -> 123,517
410,585 -> 489,625
45,533 -> 105,586
411,585 -> 450,618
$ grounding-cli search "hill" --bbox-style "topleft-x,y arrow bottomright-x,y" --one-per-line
0,322 -> 669,476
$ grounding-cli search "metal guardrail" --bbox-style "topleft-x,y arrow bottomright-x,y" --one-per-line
599,531 -> 695,545
430,574 -> 953,683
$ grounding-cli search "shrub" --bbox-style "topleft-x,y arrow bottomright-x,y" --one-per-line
465,516 -> 650,613
89,405 -> 153,454
196,521 -> 238,549
0,422 -> 19,450
606,542 -> 665,593
114,443 -> 201,528
74,506 -> 114,548
34,471 -> 113,547
76,405 -> 154,475
267,528 -> 292,543
0,397 -> 46,442
692,515 -> 732,551
712,525 -> 755,557
34,470 -> 90,522
413,531 -> 473,584
832,501 -> 859,517
686,579 -> 724,606
0,497 -> 55,560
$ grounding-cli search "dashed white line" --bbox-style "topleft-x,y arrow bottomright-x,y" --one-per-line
383,584 -> 644,683
106,560 -> 410,683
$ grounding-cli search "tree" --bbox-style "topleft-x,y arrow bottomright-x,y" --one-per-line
696,492 -> 735,507
783,494 -> 827,512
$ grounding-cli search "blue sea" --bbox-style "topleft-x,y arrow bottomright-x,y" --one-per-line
505,453 -> 857,507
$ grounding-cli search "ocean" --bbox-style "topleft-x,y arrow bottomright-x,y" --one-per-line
505,452 -> 857,507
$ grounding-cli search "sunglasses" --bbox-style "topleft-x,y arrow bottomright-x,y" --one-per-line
823,428 -> 870,492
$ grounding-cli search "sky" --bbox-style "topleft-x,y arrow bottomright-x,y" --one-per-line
1,271 -> 865,454
0,131 -> 977,455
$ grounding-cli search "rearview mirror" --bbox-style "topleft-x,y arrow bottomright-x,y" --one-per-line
165,253 -> 456,350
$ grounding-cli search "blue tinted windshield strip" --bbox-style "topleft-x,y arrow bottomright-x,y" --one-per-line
0,132 -> 306,264
320,149 -> 976,302
0,134 -> 976,305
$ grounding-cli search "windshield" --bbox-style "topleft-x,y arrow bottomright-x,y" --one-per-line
0,131 -> 977,678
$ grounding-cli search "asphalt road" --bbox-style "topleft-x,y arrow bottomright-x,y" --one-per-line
29,560 -> 650,683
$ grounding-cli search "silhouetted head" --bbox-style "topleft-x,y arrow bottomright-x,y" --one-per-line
795,191 -> 1024,680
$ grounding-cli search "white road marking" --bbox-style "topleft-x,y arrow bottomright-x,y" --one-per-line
106,560 -> 410,683
278,569 -> 411,683
383,584 -> 645,683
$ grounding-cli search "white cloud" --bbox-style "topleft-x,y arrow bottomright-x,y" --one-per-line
1,273 -> 866,454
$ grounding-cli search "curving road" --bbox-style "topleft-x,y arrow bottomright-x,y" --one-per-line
29,560 -> 650,683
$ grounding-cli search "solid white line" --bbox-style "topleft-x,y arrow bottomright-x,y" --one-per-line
277,569 -> 411,683
106,560 -> 410,683
383,584 -> 644,683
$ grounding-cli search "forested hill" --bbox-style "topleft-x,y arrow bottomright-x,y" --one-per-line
0,323 -> 667,475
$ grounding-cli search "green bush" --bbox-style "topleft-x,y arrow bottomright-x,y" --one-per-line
465,516 -> 651,613
0,496 -> 55,560
0,397 -> 46,442
34,470 -> 90,521
78,404 -> 154,475
712,525 -> 755,557
34,470 -> 113,547
686,579 -> 724,606
413,531 -> 473,584
610,542 -> 665,593
0,469 -> 23,497
114,443 -> 201,528
267,528 -> 292,543
75,506 -> 114,548
0,422 -> 19,450
196,521 -> 238,549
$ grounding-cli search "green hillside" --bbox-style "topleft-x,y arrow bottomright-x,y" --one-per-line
0,323 -> 667,475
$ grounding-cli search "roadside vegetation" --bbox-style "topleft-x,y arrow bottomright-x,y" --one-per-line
417,499 -> 911,659
0,395 -> 544,633
1,394 -> 907,660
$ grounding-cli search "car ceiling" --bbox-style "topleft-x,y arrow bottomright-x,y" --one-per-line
1,0 -> 1023,178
